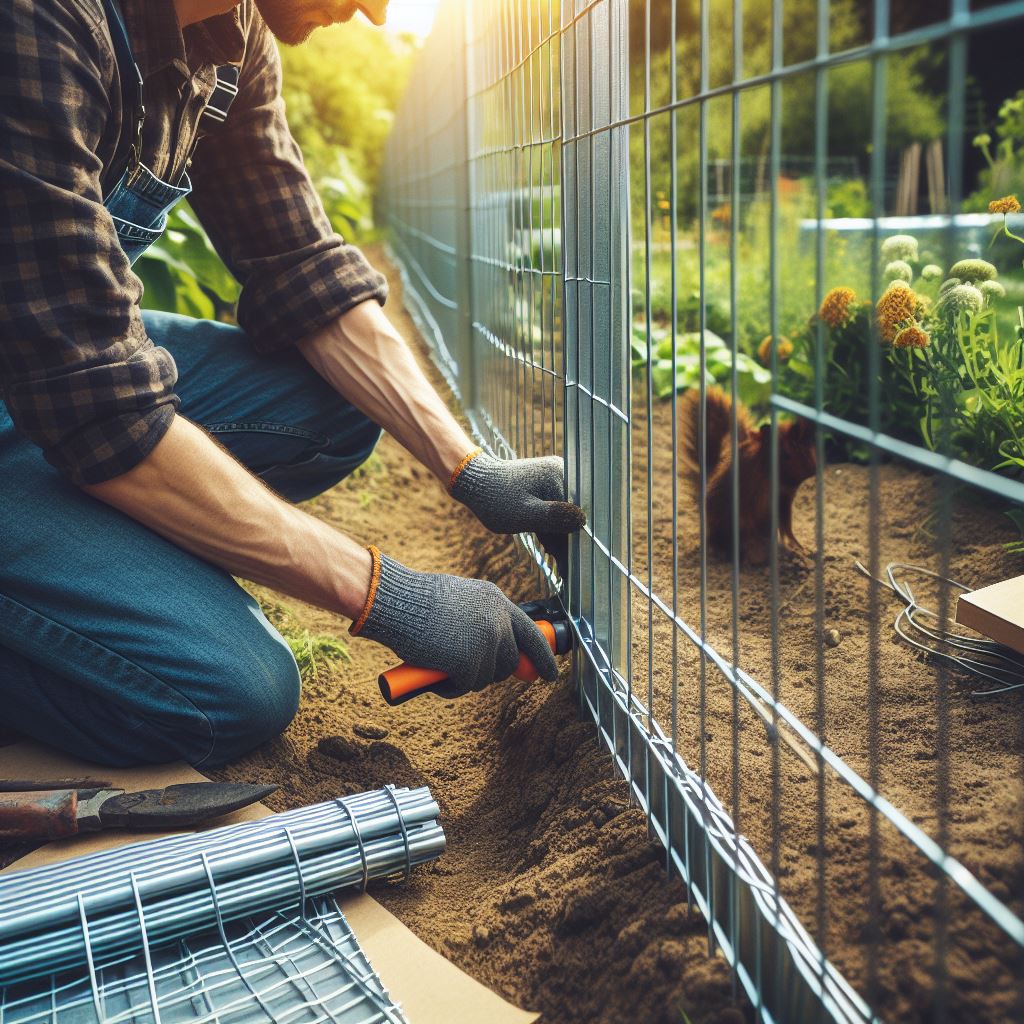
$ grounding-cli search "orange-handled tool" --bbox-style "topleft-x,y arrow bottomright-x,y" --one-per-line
379,605 -> 573,706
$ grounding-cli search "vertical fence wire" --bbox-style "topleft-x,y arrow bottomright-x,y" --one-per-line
380,1 -> 1024,1021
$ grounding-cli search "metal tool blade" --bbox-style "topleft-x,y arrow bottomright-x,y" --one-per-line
95,782 -> 278,830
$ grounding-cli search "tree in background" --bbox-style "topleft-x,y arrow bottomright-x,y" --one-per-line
278,21 -> 416,234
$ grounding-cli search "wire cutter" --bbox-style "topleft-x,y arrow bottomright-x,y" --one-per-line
379,597 -> 573,705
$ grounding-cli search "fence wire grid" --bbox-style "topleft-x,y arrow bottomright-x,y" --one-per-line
379,1 -> 1024,1021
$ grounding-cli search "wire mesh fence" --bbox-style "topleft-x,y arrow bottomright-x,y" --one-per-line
379,1 -> 1024,1020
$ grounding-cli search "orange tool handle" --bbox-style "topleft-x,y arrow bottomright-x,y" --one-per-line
380,619 -> 557,704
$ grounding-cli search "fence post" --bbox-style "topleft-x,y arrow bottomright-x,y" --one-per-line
454,0 -> 475,411
562,0 -> 631,694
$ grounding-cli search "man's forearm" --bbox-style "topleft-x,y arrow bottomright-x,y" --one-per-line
297,300 -> 475,484
82,416 -> 373,619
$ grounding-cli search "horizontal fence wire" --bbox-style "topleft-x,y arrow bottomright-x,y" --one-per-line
380,1 -> 1024,1021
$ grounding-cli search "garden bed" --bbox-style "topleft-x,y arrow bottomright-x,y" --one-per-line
629,390 -> 1024,1023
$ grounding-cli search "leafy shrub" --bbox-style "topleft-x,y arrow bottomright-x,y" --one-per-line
135,205 -> 239,319
826,177 -> 871,219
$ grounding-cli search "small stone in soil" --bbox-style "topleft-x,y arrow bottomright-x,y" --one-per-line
353,722 -> 389,740
824,627 -> 842,647
316,736 -> 362,761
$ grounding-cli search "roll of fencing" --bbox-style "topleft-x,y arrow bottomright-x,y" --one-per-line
0,785 -> 444,988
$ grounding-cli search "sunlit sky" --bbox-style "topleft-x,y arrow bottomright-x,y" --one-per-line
378,0 -> 440,37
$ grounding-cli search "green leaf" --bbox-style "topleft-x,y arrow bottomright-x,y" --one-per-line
1006,507 -> 1024,540
136,260 -> 178,312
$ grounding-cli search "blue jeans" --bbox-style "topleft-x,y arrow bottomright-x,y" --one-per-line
0,311 -> 381,768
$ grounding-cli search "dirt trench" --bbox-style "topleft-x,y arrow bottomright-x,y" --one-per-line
211,244 -> 746,1024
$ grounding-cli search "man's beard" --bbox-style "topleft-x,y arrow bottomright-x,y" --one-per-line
254,0 -> 326,45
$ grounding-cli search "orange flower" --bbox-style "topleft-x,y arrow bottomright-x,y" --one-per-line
819,287 -> 857,329
989,195 -> 1021,215
893,323 -> 929,349
876,282 -> 919,343
758,335 -> 793,365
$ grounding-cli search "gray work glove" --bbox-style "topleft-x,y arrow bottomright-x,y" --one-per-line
448,450 -> 585,535
351,548 -> 558,695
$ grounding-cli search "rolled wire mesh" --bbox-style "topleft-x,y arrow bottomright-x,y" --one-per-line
1,896 -> 406,1024
0,785 -> 443,1022
380,1 -> 1024,1020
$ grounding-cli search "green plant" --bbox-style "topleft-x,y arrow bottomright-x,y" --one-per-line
631,323 -> 773,412
278,23 -> 415,241
252,597 -> 350,683
135,205 -> 239,319
966,92 -> 1024,213
775,294 -> 884,460
891,306 -> 1024,474
826,177 -> 871,219
286,629 -> 351,682
882,228 -> 1024,477
317,149 -> 376,237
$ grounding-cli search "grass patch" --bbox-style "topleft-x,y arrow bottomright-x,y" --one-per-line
257,596 -> 350,683
285,630 -> 351,682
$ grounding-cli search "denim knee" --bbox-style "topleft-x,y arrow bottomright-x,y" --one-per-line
195,610 -> 301,768
324,410 -> 381,469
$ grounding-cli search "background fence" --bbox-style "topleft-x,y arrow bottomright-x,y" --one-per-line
379,1 -> 1024,1020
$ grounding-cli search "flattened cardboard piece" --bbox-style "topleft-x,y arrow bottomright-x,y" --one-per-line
956,575 -> 1024,656
341,895 -> 537,1024
0,741 -> 538,1024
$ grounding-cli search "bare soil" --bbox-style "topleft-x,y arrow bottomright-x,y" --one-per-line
630,392 -> 1024,1023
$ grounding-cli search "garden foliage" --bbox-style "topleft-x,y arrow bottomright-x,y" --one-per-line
779,207 -> 1024,477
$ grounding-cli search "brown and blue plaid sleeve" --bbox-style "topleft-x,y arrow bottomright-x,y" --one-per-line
187,11 -> 388,354
0,0 -> 179,485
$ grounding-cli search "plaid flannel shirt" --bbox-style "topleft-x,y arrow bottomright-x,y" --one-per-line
0,0 -> 388,484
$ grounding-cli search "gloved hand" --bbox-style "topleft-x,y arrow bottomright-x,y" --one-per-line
448,449 -> 586,536
350,547 -> 558,695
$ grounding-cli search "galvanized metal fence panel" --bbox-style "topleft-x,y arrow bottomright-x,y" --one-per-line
380,2 -> 1024,1020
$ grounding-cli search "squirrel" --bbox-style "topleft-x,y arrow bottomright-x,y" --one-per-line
678,386 -> 816,564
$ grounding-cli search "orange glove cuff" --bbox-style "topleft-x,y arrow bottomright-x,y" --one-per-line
447,447 -> 484,493
350,544 -> 382,636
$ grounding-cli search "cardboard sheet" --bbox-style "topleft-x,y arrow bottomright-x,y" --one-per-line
0,740 -> 537,1024
955,574 -> 1024,656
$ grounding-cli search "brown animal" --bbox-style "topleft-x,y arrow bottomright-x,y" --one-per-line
678,387 -> 816,564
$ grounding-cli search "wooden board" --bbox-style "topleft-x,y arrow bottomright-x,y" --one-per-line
955,575 -> 1024,657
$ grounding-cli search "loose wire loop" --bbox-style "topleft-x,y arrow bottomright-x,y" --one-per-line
334,796 -> 370,892
382,785 -> 413,883
855,560 -> 1024,696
